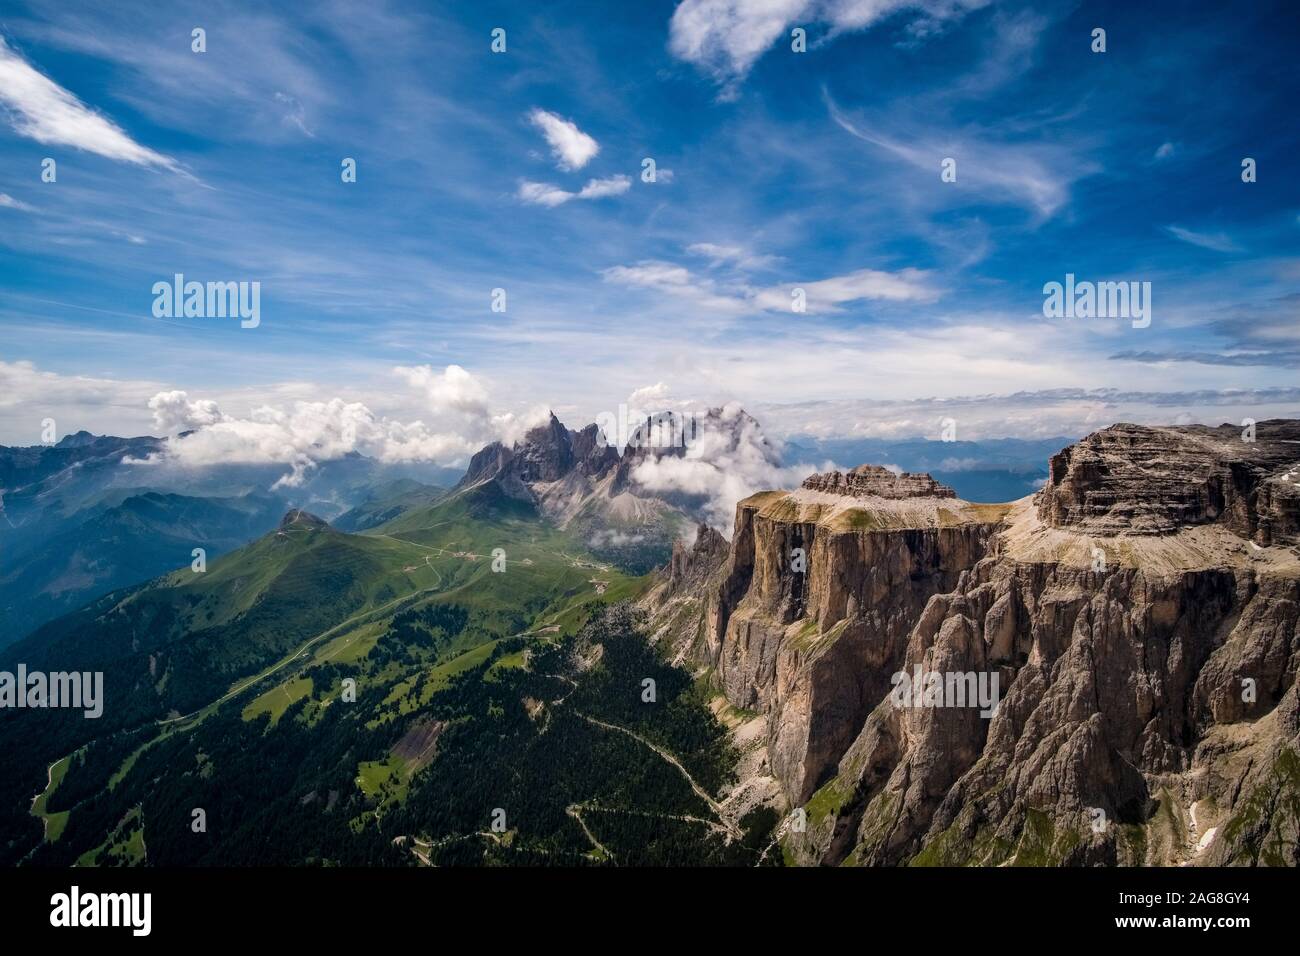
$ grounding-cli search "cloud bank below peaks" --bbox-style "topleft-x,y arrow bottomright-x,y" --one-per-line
627,400 -> 829,531
139,365 -> 511,489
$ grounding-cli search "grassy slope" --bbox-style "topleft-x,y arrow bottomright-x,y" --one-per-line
14,483 -> 655,863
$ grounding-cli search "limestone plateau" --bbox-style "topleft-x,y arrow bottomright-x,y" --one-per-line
642,420 -> 1300,866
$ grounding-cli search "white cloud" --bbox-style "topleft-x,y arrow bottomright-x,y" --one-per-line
827,94 -> 1082,219
577,175 -> 632,199
1154,142 -> 1176,160
623,383 -> 703,437
0,35 -> 178,170
141,393 -> 480,484
668,0 -> 985,86
687,242 -> 778,270
0,358 -> 160,420
135,366 -> 511,485
601,259 -> 750,312
528,108 -> 599,171
273,91 -> 315,138
629,402 -> 823,529
392,363 -> 490,418
0,192 -> 35,212
1166,225 -> 1242,253
752,266 -> 941,312
752,385 -> 1300,442
627,382 -> 673,409
517,181 -> 573,208
602,256 -> 940,313
518,175 -> 630,207
148,390 -> 227,432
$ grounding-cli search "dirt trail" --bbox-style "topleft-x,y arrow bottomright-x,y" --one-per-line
576,712 -> 741,841
566,805 -> 617,863
29,758 -> 59,838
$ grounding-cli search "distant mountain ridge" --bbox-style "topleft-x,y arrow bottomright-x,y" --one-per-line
0,432 -> 457,645
450,407 -> 771,571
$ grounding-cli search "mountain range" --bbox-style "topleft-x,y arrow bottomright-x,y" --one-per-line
0,431 -> 459,644
5,413 -> 1295,867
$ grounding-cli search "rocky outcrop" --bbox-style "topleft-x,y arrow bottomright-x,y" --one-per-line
1038,420 -> 1300,544
668,523 -> 729,591
677,472 -> 1007,804
456,413 -> 611,492
652,421 -> 1300,866
802,465 -> 956,500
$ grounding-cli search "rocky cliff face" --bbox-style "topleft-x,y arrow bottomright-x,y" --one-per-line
1037,421 -> 1300,544
647,420 -> 1300,866
801,464 -> 957,500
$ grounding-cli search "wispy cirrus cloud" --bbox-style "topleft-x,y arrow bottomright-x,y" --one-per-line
601,253 -> 940,314
825,91 -> 1090,219
687,242 -> 779,271
0,193 -> 35,212
517,175 -> 631,207
528,108 -> 599,170
668,0 -> 987,89
1165,224 -> 1242,253
0,34 -> 178,170
750,266 -> 941,311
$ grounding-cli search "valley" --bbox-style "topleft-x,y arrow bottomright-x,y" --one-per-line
3,416 -> 1299,869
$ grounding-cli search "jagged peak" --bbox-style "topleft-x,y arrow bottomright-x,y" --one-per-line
667,522 -> 729,590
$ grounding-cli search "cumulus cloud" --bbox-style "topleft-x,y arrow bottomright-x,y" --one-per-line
629,402 -> 823,530
576,175 -> 632,199
589,528 -> 647,548
518,175 -> 631,207
140,393 -> 481,487
136,366 -> 512,487
600,259 -> 749,312
528,108 -> 599,170
668,0 -> 985,87
149,390 -> 228,432
627,382 -> 674,410
393,363 -> 490,418
0,35 -> 178,170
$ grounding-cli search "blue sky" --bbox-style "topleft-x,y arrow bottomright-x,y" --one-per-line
1,0 -> 1298,459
